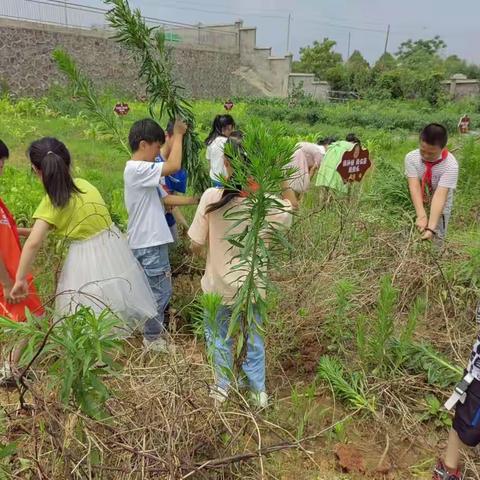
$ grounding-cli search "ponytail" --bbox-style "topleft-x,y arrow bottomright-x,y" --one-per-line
205,187 -> 242,214
205,137 -> 248,214
28,137 -> 81,208
204,114 -> 235,146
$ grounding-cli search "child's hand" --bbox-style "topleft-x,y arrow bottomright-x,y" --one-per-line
173,119 -> 188,136
421,229 -> 434,241
10,279 -> 28,302
416,215 -> 428,232
3,284 -> 16,304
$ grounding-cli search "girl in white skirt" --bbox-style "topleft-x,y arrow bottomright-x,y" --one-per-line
10,137 -> 157,336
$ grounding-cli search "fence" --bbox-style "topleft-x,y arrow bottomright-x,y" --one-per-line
0,0 -> 240,52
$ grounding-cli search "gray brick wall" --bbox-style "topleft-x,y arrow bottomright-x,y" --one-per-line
0,19 -> 240,99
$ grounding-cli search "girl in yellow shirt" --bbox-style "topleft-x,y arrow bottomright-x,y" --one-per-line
10,137 -> 157,336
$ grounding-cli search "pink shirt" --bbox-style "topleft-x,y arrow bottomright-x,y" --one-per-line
188,188 -> 292,304
287,142 -> 325,193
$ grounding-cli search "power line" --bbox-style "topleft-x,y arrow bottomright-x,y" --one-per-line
23,0 -> 238,34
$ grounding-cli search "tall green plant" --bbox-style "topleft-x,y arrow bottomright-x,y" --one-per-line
369,275 -> 397,372
52,49 -> 130,155
104,0 -> 209,191
221,122 -> 295,368
317,356 -> 376,415
0,307 -> 122,419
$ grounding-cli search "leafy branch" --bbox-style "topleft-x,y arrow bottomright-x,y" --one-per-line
219,122 -> 295,371
104,0 -> 209,192
52,49 -> 130,155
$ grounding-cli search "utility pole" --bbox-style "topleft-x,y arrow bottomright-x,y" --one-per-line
286,13 -> 291,53
384,24 -> 390,54
64,0 -> 68,26
347,31 -> 351,59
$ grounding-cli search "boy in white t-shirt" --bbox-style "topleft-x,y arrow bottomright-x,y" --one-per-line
405,123 -> 459,244
124,118 -> 187,352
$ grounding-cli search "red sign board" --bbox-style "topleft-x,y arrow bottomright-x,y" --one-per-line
114,103 -> 130,116
224,100 -> 234,111
336,146 -> 371,183
458,114 -> 470,134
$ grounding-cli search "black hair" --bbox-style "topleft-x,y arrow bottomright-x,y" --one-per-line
317,136 -> 337,146
346,133 -> 360,144
128,118 -> 165,152
28,137 -> 82,208
165,119 -> 175,136
204,114 -> 235,146
420,123 -> 448,148
206,137 -> 249,214
230,130 -> 244,141
0,139 -> 9,159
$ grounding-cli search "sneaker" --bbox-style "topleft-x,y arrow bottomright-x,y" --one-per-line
433,460 -> 463,480
0,362 -> 16,388
209,385 -> 228,407
143,337 -> 173,354
250,391 -> 269,409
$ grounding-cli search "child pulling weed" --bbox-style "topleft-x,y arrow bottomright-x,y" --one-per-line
124,118 -> 197,353
205,114 -> 236,187
0,139 -> 44,384
405,123 -> 459,245
10,137 -> 156,336
189,137 -> 294,408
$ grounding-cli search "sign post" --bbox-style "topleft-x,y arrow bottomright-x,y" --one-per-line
114,103 -> 130,116
336,146 -> 371,183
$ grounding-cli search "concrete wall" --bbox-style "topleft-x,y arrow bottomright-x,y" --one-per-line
442,78 -> 480,100
289,74 -> 330,101
0,17 -> 239,98
0,17 -> 293,99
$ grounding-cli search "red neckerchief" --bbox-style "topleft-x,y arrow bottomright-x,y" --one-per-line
239,178 -> 260,197
0,198 -> 20,250
421,149 -> 448,203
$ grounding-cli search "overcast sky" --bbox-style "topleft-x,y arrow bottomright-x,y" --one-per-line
13,0 -> 480,64
123,0 -> 480,64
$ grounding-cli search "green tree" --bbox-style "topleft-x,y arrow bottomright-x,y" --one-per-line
296,38 -> 343,80
373,52 -> 397,73
396,36 -> 446,60
347,50 -> 370,69
444,55 -> 480,79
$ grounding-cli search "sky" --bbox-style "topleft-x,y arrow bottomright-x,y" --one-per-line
10,0 -> 480,64
127,0 -> 480,64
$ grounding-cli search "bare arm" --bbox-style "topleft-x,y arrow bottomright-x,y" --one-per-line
11,219 -> 50,300
190,240 -> 206,258
407,177 -> 427,231
281,181 -> 299,210
172,207 -> 189,229
0,257 -> 14,302
162,120 -> 187,177
17,227 -> 32,238
163,194 -> 199,207
428,186 -> 449,231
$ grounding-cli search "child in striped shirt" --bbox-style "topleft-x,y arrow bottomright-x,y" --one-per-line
404,123 -> 459,244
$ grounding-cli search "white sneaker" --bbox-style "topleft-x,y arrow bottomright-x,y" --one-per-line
0,362 -> 15,387
209,385 -> 228,407
143,337 -> 173,354
250,391 -> 269,409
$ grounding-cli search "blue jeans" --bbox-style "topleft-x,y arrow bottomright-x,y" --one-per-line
132,244 -> 172,341
205,305 -> 265,393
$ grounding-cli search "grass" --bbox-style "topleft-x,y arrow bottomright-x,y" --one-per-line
0,92 -> 479,478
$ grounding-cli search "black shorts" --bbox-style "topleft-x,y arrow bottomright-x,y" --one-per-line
453,376 -> 480,447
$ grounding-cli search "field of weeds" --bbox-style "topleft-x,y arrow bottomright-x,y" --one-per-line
0,93 -> 479,479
